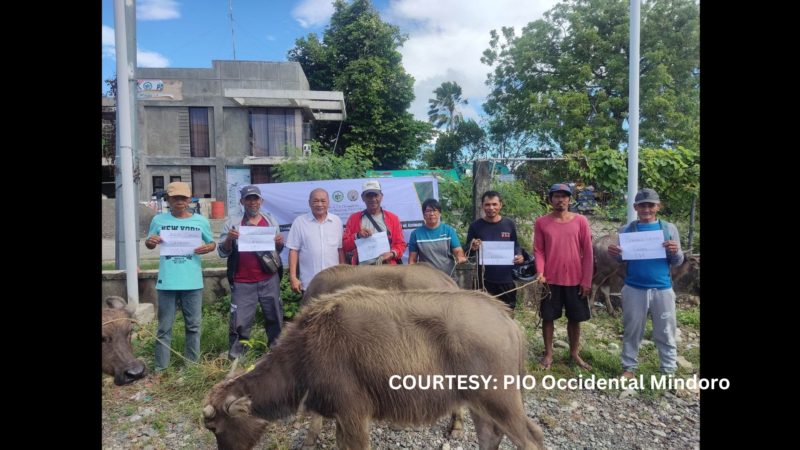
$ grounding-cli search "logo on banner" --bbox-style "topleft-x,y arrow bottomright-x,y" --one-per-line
332,191 -> 345,202
347,190 -> 359,201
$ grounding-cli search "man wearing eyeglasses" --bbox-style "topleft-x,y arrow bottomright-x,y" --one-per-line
408,198 -> 466,276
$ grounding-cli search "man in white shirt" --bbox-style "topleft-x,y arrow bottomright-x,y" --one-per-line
286,188 -> 345,293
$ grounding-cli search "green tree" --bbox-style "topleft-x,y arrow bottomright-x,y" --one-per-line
422,119 -> 487,169
437,177 -> 547,250
482,0 -> 699,153
105,74 -> 117,97
272,142 -> 374,182
427,81 -> 468,131
288,0 -> 432,169
562,146 -> 699,220
423,132 -> 459,169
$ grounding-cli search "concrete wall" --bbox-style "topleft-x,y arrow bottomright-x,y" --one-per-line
101,198 -> 156,239
101,268 -> 230,309
222,108 -> 250,158
142,107 -> 182,156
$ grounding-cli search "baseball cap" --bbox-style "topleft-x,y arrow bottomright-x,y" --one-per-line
240,185 -> 263,200
548,183 -> 572,196
166,182 -> 191,198
362,180 -> 382,195
634,188 -> 660,205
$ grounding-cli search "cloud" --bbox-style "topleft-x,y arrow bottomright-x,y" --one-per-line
384,0 -> 559,121
137,49 -> 170,67
101,25 -> 169,67
292,0 -> 334,28
102,25 -> 116,59
137,0 -> 180,20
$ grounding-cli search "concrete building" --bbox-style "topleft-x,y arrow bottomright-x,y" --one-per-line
101,97 -> 117,198
107,60 -> 345,214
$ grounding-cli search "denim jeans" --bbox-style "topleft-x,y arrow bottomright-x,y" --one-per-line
155,289 -> 203,371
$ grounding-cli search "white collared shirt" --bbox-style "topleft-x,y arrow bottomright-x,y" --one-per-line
285,212 -> 343,289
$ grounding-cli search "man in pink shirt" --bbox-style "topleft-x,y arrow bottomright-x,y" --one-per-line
534,183 -> 594,370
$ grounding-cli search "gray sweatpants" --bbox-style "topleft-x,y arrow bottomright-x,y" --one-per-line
228,275 -> 283,358
621,284 -> 677,373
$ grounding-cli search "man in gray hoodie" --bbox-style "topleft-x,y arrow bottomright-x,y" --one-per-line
607,188 -> 684,378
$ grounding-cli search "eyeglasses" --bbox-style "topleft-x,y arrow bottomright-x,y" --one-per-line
423,209 -> 440,215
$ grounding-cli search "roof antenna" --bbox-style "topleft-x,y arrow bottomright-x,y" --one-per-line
228,0 -> 237,60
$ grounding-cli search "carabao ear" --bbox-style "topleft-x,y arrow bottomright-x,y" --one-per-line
223,394 -> 252,417
105,296 -> 127,310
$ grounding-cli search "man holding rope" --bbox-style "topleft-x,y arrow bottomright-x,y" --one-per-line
534,183 -> 594,371
465,190 -> 524,311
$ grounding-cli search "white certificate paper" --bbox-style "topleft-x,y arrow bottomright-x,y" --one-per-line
238,226 -> 277,252
619,230 -> 667,260
355,231 -> 390,262
159,229 -> 202,256
480,241 -> 515,265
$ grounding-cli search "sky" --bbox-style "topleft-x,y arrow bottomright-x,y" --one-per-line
102,0 -> 559,122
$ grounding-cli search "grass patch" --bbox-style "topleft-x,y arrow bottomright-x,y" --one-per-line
682,345 -> 700,367
677,308 -> 700,328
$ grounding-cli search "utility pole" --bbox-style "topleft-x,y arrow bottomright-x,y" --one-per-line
113,0 -> 140,309
114,0 -> 139,270
626,0 -> 641,223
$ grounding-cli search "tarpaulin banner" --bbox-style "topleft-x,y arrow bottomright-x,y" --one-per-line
230,176 -> 439,263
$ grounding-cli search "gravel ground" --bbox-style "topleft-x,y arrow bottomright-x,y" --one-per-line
102,377 -> 700,449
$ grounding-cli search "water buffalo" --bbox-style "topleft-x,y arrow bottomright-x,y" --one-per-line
592,233 -> 700,315
203,286 -> 545,450
300,262 -> 458,305
102,296 -> 146,385
299,263 -> 464,446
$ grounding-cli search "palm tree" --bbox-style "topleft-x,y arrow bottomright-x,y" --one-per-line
427,81 -> 467,132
